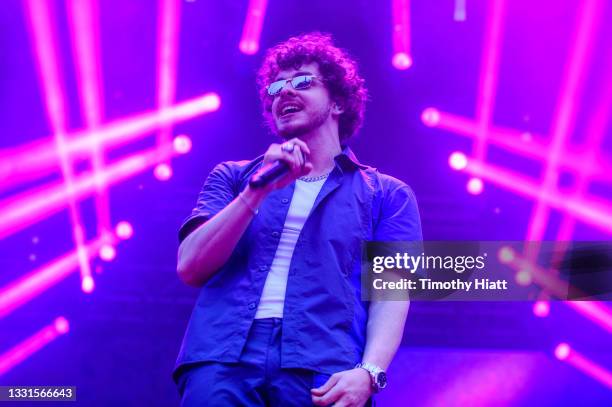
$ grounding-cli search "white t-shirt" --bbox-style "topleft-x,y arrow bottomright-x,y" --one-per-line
254,178 -> 326,319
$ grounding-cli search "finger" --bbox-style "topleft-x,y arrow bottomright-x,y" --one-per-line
263,143 -> 282,164
287,137 -> 311,156
311,374 -> 340,395
300,162 -> 313,177
280,141 -> 304,167
278,151 -> 301,173
312,386 -> 343,406
292,145 -> 305,167
311,396 -> 327,407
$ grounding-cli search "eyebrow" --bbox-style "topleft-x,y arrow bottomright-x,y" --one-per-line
274,71 -> 314,81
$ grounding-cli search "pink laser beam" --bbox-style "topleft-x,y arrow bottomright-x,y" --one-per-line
460,156 -> 612,234
499,246 -> 612,332
66,0 -> 112,239
526,0 -> 604,244
24,0 -> 92,288
503,247 -> 572,299
391,0 -> 412,70
554,343 -> 612,388
565,301 -> 612,334
423,109 -> 612,184
238,0 -> 268,55
155,0 -> 181,176
0,143 -> 181,240
555,52 -> 612,244
0,317 -> 70,376
0,237 -> 110,319
115,221 -> 133,240
473,0 -> 505,162
0,92 -> 220,191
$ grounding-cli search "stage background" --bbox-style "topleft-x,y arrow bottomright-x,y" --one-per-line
1,0 -> 611,405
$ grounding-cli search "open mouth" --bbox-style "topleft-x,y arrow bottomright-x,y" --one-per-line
278,103 -> 303,117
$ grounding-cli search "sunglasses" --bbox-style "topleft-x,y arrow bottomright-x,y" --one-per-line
266,75 -> 318,96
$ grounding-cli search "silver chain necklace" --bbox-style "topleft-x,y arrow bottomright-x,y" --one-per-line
298,172 -> 330,182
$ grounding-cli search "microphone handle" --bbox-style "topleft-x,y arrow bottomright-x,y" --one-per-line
249,161 -> 290,189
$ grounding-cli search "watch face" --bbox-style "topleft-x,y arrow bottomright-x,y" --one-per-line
376,371 -> 388,389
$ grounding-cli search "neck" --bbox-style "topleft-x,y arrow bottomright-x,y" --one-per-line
296,121 -> 342,176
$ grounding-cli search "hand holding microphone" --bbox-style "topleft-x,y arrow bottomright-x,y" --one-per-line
249,138 -> 313,191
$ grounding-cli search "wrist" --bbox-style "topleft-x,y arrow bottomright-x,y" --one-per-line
355,362 -> 387,393
241,186 -> 267,211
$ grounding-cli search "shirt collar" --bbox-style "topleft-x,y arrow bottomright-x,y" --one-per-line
334,145 -> 369,171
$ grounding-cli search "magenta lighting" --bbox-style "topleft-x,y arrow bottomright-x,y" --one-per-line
422,110 -> 612,184
554,342 -> 570,360
497,246 -> 515,264
554,343 -> 612,388
0,144 -> 183,241
115,221 -> 134,240
515,270 -> 532,286
533,301 -> 550,318
81,275 -> 95,293
66,0 -> 111,242
239,0 -> 268,55
473,0 -> 505,164
173,134 -> 192,154
458,158 -> 612,235
453,0 -> 466,22
498,246 -> 612,333
391,0 -> 412,70
66,0 -> 111,245
24,0 -> 93,291
0,0 -> 221,381
554,54 -> 612,244
99,244 -> 117,262
155,0 -> 182,180
0,237 -> 112,319
0,93 -> 221,192
526,0 -> 604,244
54,316 -> 70,334
421,107 -> 440,127
421,3 -> 611,334
154,163 -> 173,181
0,317 -> 70,376
565,302 -> 612,334
448,152 -> 468,171
468,0 -> 506,195
466,177 -> 483,195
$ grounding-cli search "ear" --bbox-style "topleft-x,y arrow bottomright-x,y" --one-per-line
332,103 -> 344,114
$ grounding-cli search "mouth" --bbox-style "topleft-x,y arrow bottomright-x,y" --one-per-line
277,102 -> 304,118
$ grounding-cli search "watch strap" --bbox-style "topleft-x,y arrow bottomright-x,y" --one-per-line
355,362 -> 386,392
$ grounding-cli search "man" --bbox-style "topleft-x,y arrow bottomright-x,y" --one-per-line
174,32 -> 422,406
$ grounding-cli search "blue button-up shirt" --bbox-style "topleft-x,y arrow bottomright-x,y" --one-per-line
174,146 -> 422,379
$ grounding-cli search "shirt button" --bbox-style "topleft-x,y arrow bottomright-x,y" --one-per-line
259,265 -> 268,272
248,302 -> 256,310
281,198 -> 289,204
272,231 -> 280,237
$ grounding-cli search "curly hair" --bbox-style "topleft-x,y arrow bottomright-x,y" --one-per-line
256,32 -> 367,142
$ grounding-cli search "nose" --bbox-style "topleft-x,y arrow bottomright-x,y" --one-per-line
278,80 -> 297,96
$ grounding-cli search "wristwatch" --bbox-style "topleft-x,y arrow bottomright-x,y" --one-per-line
355,362 -> 387,392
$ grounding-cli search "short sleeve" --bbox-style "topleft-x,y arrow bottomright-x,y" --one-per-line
374,183 -> 423,242
178,162 -> 238,243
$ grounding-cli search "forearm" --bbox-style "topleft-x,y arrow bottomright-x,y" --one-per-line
177,186 -> 267,287
362,300 -> 409,370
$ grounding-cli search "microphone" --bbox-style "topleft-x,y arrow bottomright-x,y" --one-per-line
249,160 -> 290,189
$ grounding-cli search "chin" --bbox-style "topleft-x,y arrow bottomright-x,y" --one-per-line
276,121 -> 308,138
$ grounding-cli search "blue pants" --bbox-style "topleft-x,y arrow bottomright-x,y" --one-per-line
176,318 -> 335,406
